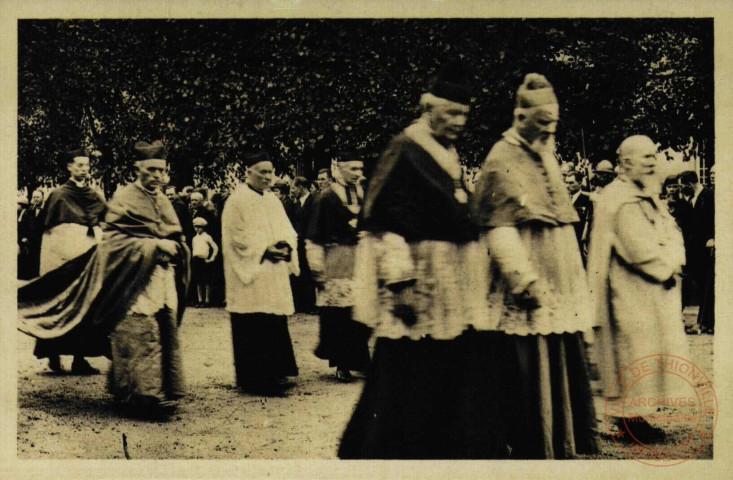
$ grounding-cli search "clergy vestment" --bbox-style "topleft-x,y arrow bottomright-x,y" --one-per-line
19,181 -> 190,410
339,121 -> 512,459
39,180 -> 106,275
306,183 -> 371,374
471,127 -> 600,459
34,180 -> 107,361
221,183 -> 299,391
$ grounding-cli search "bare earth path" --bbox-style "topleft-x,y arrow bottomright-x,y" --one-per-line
17,308 -> 713,459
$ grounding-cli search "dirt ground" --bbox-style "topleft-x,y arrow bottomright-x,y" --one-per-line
17,307 -> 714,460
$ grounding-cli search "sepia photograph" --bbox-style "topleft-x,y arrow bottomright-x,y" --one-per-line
2,1 -> 731,479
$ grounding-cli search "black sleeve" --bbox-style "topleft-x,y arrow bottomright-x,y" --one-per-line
306,193 -> 327,244
371,155 -> 423,241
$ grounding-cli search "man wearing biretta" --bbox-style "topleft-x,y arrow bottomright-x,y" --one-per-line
221,151 -> 300,396
471,74 -> 599,458
19,140 -> 191,416
32,147 -> 107,375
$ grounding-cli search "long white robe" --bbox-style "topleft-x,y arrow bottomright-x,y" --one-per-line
221,183 -> 299,315
588,177 -> 689,403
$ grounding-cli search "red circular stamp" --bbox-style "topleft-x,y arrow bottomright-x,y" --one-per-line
604,354 -> 717,466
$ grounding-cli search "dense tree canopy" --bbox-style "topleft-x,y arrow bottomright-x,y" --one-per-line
18,18 -> 713,194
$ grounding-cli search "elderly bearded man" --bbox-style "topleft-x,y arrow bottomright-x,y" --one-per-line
222,152 -> 300,396
588,135 -> 689,443
19,141 -> 190,415
472,74 -> 599,459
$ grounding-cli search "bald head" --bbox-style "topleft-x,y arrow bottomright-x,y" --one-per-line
617,135 -> 658,186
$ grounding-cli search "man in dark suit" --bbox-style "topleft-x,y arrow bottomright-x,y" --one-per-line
678,170 -> 715,333
166,186 -> 195,243
18,189 -> 46,279
273,179 -> 297,224
290,176 -> 316,312
565,171 -> 592,262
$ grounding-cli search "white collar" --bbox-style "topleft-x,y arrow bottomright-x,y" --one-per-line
70,177 -> 87,188
135,180 -> 159,196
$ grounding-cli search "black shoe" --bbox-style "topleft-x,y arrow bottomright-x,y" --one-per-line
240,382 -> 288,397
685,325 -> 701,335
119,396 -> 178,419
71,359 -> 100,375
48,356 -> 64,373
336,368 -> 353,383
614,416 -> 666,444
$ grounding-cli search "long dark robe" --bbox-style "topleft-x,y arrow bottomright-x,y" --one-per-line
308,187 -> 371,371
340,134 -> 514,459
230,313 -> 298,390
469,129 -> 599,459
339,331 -> 518,459
314,307 -> 371,372
29,181 -> 107,354
19,182 -> 190,358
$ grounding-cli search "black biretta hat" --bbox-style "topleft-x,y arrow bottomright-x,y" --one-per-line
243,151 -> 271,168
428,61 -> 473,105
133,140 -> 168,161
64,148 -> 89,164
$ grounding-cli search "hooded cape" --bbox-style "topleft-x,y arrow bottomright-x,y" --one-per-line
18,182 -> 190,350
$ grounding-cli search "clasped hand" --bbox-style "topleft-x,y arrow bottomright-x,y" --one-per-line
263,241 -> 292,263
157,239 -> 179,265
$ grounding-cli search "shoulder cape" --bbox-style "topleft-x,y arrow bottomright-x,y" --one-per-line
18,183 -> 190,347
43,180 -> 106,229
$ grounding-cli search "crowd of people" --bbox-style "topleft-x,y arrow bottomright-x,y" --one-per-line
17,64 -> 715,459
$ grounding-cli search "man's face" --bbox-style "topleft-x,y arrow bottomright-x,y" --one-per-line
165,187 -> 176,200
67,156 -> 90,182
594,172 -> 615,189
190,194 -> 203,209
564,175 -> 581,195
316,172 -> 330,190
621,139 -> 658,187
429,103 -> 470,142
247,161 -> 274,191
339,161 -> 364,185
710,169 -> 716,186
665,183 -> 680,197
136,159 -> 167,191
516,104 -> 559,146
31,191 -> 43,206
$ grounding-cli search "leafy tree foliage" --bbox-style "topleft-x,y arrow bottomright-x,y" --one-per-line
18,19 -> 713,194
